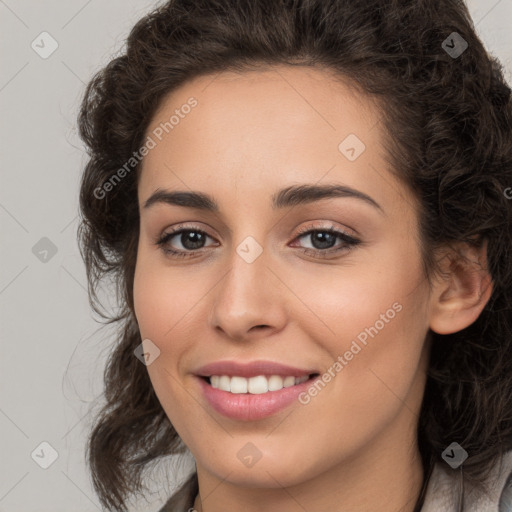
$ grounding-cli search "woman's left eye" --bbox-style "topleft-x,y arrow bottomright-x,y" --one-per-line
291,227 -> 361,257
155,225 -> 361,259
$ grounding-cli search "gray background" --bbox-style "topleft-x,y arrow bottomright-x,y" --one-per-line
0,1 -> 511,511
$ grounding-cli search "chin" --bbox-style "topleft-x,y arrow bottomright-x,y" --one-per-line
196,442 -> 323,489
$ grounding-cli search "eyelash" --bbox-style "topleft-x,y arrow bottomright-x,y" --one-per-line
154,223 -> 361,259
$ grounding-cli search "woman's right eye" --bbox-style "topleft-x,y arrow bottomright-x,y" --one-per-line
155,228 -> 217,258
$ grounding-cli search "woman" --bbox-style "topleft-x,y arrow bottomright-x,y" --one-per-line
77,0 -> 512,511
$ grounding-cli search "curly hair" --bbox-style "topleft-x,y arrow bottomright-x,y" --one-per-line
77,0 -> 512,510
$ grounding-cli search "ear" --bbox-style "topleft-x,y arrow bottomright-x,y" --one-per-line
429,240 -> 493,335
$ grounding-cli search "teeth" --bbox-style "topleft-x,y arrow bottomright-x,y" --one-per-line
283,376 -> 296,387
218,375 -> 231,391
230,376 -> 248,394
248,375 -> 268,394
209,374 -> 310,394
268,375 -> 283,391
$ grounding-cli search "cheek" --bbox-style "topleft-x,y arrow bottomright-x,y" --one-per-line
295,239 -> 430,413
133,247 -> 198,342
132,249 -> 209,420
294,235 -> 428,354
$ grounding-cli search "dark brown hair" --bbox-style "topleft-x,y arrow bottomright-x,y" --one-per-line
77,0 -> 512,510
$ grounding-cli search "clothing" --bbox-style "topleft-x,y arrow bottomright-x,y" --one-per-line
420,450 -> 512,512
158,450 -> 512,512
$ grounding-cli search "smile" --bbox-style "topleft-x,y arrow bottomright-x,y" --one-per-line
194,360 -> 321,420
207,374 -> 312,394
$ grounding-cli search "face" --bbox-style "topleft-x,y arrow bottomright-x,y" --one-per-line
133,65 -> 433,489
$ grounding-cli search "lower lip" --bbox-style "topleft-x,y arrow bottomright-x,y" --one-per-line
196,375 -> 318,421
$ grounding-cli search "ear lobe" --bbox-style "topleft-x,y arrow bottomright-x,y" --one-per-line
429,241 -> 493,335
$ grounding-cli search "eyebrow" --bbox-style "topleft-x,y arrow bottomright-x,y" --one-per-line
143,183 -> 383,213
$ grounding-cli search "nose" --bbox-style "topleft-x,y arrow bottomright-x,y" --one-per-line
208,241 -> 288,342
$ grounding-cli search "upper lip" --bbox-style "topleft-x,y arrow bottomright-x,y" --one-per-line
195,360 -> 318,378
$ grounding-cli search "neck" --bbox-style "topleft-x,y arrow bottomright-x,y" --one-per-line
192,419 -> 425,512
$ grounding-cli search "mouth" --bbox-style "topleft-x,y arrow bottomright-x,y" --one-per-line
194,360 -> 322,420
197,371 -> 321,420
200,373 -> 320,394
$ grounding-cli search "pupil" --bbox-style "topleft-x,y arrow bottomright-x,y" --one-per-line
182,231 -> 204,250
312,232 -> 335,250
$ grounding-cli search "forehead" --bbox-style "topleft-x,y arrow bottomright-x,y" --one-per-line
144,65 -> 380,146
138,65 -> 394,211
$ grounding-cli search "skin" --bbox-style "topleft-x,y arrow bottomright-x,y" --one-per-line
133,65 -> 492,512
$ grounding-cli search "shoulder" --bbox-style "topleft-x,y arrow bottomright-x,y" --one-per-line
421,450 -> 512,512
